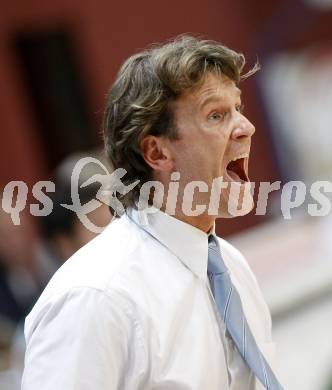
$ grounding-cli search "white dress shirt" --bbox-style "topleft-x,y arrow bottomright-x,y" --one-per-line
22,207 -> 276,390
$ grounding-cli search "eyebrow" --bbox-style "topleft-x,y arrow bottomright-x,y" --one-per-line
199,89 -> 242,111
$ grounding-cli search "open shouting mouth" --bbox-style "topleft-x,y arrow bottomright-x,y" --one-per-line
225,153 -> 249,183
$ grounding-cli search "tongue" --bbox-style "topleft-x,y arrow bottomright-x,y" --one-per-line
226,168 -> 241,182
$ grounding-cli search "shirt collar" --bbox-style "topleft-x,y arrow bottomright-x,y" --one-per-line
127,207 -> 215,281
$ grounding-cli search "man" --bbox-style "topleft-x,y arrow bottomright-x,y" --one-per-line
22,36 -> 283,389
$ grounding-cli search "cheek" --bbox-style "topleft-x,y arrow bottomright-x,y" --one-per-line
171,138 -> 197,164
171,129 -> 228,174
208,134 -> 229,165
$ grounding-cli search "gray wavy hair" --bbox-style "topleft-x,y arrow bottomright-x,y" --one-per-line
103,35 -> 258,211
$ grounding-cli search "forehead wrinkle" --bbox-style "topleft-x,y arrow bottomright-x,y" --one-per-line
197,85 -> 242,111
193,74 -> 242,108
174,74 -> 242,119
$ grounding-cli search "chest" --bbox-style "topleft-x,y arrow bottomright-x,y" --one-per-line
140,282 -> 256,390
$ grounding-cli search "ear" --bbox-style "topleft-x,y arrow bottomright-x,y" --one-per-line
140,135 -> 174,172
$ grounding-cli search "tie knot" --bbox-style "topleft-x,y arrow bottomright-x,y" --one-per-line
207,235 -> 228,275
208,234 -> 217,246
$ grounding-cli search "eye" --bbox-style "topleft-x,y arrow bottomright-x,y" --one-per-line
208,112 -> 225,121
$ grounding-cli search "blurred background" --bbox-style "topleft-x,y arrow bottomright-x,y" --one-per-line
0,0 -> 332,388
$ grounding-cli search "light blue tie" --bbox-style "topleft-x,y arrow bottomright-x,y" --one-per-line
207,235 -> 284,390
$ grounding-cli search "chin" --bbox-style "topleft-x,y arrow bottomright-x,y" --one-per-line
218,183 -> 255,218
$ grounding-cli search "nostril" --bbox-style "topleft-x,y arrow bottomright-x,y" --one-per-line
232,128 -> 249,140
237,134 -> 248,140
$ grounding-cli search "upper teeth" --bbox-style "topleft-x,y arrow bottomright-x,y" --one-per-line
229,153 -> 248,162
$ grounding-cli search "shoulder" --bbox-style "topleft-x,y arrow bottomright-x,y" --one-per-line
22,283 -> 147,390
24,285 -> 127,338
25,215 -> 148,332
37,214 -> 147,294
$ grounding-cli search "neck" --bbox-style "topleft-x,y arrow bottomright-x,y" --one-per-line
154,176 -> 216,233
161,206 -> 215,233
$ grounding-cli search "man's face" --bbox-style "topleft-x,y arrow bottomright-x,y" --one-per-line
167,72 -> 255,218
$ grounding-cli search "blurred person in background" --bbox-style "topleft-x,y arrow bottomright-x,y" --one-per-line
0,202 -> 56,328
0,149 -> 112,327
42,183 -> 112,262
0,198 -> 57,390
42,151 -> 113,262
0,150 -> 112,390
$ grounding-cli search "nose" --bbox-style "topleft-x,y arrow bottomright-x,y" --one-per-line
230,114 -> 255,141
